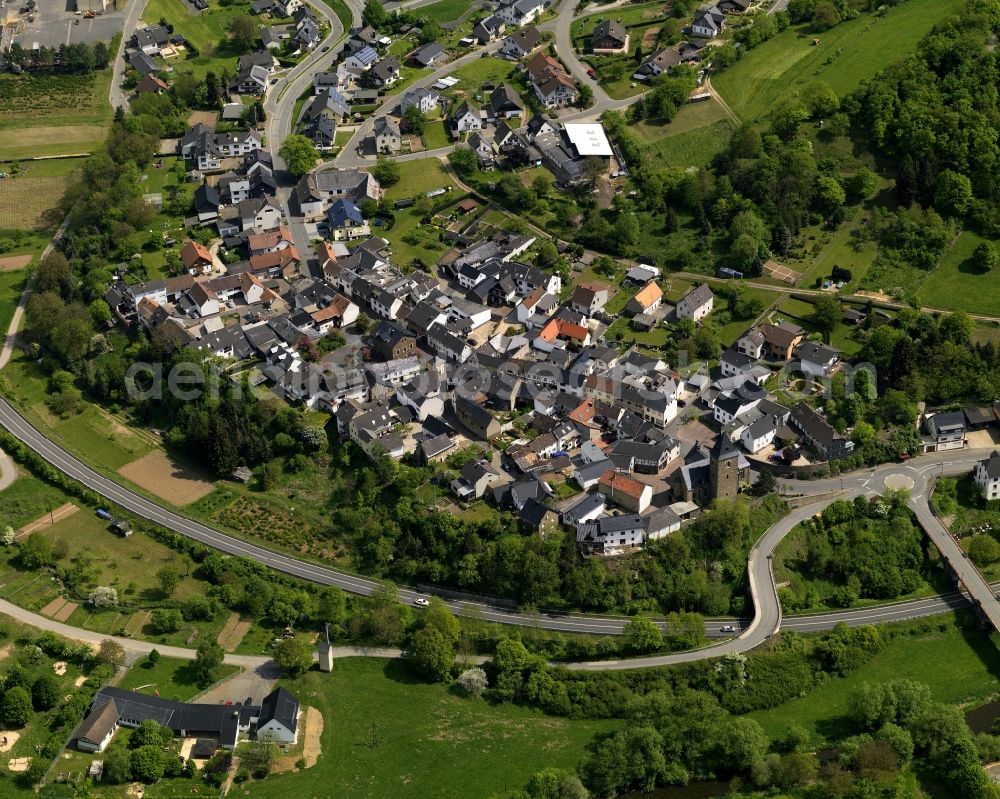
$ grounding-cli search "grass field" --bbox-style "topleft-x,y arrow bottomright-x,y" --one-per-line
641,116 -> 734,168
450,56 -> 519,96
0,474 -> 68,530
419,0 -> 475,24
0,71 -> 112,159
143,0 -> 256,80
118,654 -> 240,702
381,158 -> 455,202
750,619 -> 1000,743
712,0 -> 964,121
919,231 -> 1000,316
242,659 -> 615,799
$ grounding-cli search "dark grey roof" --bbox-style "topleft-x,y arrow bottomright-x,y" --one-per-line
259,687 -> 299,734
981,451 -> 1000,479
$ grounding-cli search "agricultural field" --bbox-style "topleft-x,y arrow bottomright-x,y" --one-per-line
243,659 -> 615,799
0,158 -> 81,251
712,0 -> 964,122
143,0 -> 258,80
0,71 -> 112,160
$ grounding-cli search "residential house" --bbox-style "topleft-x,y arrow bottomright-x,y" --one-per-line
135,74 -> 169,95
497,0 -> 545,28
789,402 -> 855,461
597,470 -> 652,513
500,24 -> 542,58
975,451 -> 1000,501
592,19 -> 629,54
633,47 -> 682,80
676,283 -> 714,322
345,46 -> 378,70
453,395 -> 502,440
399,86 -> 440,115
489,83 -> 524,120
474,14 -> 506,43
760,321 -> 805,361
371,321 -> 416,360
627,281 -> 662,316
923,411 -> 967,453
180,240 -> 213,276
466,132 -> 497,167
373,116 -> 401,153
531,70 -> 577,108
295,168 -> 381,221
326,199 -> 369,240
691,3 -> 726,37
369,56 -> 401,87
237,51 -> 276,75
451,459 -> 502,500
413,42 -> 446,67
256,688 -> 300,744
452,100 -> 483,132
793,341 -> 840,378
230,64 -> 270,95
570,281 -> 610,316
348,25 -> 381,53
736,326 -> 764,359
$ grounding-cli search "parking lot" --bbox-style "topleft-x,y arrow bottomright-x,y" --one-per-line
7,0 -> 126,49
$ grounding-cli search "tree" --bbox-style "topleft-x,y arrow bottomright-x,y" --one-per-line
418,20 -> 444,43
576,83 -> 594,108
713,717 -> 768,771
362,0 -> 389,27
935,169 -> 973,217
192,640 -> 225,685
973,241 -> 1000,272
130,744 -> 166,783
279,134 -> 319,178
371,156 -> 400,186
228,14 -> 259,53
1,686 -> 32,727
96,639 -> 125,667
970,535 -> 1000,566
812,0 -> 839,29
623,616 -> 664,654
448,146 -> 478,178
493,638 -> 531,673
315,586 -> 347,631
751,470 -> 777,496
31,674 -> 60,711
17,533 -> 54,569
354,311 -> 373,334
130,720 -> 171,750
149,608 -> 183,634
457,667 -> 488,697
104,746 -> 131,784
410,626 -> 454,681
1,527 -> 14,546
156,564 -> 180,597
35,251 -> 73,297
402,104 -> 426,135
815,175 -> 846,219
89,586 -> 119,608
811,295 -> 840,341
273,636 -> 313,677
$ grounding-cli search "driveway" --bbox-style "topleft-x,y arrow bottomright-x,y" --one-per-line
194,659 -> 281,704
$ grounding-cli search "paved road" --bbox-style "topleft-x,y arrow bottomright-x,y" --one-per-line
109,0 -> 151,112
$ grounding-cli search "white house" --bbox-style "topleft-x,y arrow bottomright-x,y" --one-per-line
255,688 -> 300,744
497,0 -> 545,27
676,283 -> 714,322
975,451 -> 1000,500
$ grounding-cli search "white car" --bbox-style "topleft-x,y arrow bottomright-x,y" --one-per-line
720,625 -> 737,633
414,597 -> 430,607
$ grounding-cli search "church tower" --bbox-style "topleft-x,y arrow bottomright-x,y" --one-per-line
710,435 -> 745,500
